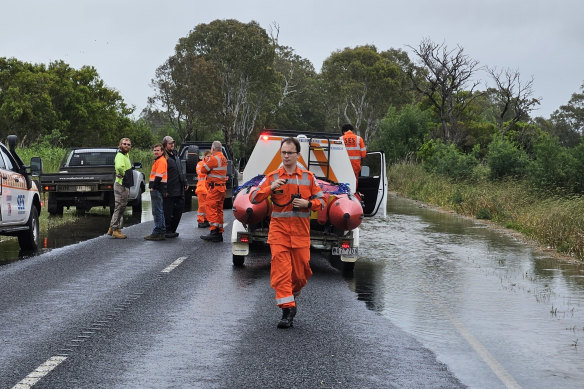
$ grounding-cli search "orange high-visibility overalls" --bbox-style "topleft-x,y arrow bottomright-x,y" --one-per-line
341,130 -> 367,181
202,151 -> 228,233
195,159 -> 208,224
251,167 -> 325,308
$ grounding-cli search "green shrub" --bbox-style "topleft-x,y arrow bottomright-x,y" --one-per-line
418,140 -> 479,181
486,136 -> 528,180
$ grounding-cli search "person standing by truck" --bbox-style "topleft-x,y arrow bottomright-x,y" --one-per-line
196,150 -> 212,228
250,137 -> 325,329
162,136 -> 187,238
144,144 -> 168,241
200,141 -> 227,242
341,123 -> 367,186
108,137 -> 132,239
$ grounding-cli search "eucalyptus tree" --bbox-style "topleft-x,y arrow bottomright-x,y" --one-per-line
486,66 -> 540,134
320,45 -> 412,142
408,38 -> 482,145
171,19 -> 279,152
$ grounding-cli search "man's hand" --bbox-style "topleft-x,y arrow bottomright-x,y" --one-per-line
292,198 -> 310,209
270,178 -> 287,191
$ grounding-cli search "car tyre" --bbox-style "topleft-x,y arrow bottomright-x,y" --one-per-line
17,206 -> 39,252
233,254 -> 245,266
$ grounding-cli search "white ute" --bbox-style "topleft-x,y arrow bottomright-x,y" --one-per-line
231,129 -> 387,273
0,135 -> 42,251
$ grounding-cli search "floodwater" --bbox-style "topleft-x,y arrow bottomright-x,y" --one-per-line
351,194 -> 584,389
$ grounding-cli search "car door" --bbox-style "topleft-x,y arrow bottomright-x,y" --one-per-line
358,151 -> 387,217
0,146 -> 26,224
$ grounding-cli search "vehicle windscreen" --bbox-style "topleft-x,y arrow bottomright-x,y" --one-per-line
66,150 -> 117,167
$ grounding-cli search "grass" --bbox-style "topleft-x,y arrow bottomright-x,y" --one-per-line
389,162 -> 584,261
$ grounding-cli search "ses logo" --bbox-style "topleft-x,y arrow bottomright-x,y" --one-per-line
17,194 -> 26,211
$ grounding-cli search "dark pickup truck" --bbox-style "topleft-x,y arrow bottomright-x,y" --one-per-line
178,142 -> 238,211
39,148 -> 145,215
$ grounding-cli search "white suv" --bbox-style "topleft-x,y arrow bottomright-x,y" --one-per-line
0,135 -> 42,251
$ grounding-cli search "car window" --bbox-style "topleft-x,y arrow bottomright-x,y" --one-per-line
68,151 -> 116,166
0,146 -> 16,171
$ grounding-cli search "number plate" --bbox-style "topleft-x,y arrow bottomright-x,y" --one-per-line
332,247 -> 358,256
76,185 -> 92,192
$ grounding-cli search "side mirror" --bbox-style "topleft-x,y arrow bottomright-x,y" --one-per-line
133,162 -> 142,169
30,157 -> 43,176
361,166 -> 370,177
7,135 -> 17,152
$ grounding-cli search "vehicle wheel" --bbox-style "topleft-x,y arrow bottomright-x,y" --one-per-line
47,193 -> 63,216
17,207 -> 40,252
233,255 -> 245,266
184,193 -> 193,212
132,192 -> 142,214
342,261 -> 355,275
75,207 -> 86,216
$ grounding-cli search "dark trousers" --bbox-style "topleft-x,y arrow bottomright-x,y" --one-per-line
163,196 -> 184,233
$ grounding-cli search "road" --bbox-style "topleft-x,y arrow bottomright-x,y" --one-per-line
0,212 -> 464,389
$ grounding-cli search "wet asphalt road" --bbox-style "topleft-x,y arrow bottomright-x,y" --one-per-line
0,212 -> 464,388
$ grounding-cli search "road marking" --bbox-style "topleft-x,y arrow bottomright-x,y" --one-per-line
430,296 -> 523,389
161,256 -> 187,273
12,355 -> 67,389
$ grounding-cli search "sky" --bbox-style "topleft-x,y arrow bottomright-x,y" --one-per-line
2,0 -> 583,119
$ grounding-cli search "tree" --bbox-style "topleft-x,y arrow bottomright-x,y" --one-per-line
544,82 -> 584,147
408,38 -> 482,145
172,19 -> 279,153
321,45 -> 413,142
486,67 -> 540,133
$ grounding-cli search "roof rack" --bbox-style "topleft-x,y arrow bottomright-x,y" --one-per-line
259,129 -> 341,140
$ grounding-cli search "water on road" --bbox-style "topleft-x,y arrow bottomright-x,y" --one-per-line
351,195 -> 584,389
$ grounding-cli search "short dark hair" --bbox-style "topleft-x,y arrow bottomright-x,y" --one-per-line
341,124 -> 354,134
280,137 -> 301,153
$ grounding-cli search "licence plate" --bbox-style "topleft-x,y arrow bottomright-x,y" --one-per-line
332,247 -> 358,256
76,186 -> 92,192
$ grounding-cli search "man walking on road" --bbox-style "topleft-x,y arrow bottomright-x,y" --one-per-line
162,136 -> 187,238
144,144 -> 167,241
200,141 -> 228,242
108,137 -> 132,239
250,137 -> 325,328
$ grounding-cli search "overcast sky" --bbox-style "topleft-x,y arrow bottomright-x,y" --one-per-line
2,0 -> 583,119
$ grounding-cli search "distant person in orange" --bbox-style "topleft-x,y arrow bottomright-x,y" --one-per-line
200,141 -> 228,242
341,123 -> 367,187
196,150 -> 212,228
250,137 -> 325,329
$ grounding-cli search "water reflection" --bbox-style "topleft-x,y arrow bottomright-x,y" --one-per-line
0,196 -> 156,266
351,194 -> 584,389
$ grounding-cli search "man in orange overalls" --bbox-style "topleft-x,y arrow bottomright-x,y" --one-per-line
200,141 -> 228,242
341,123 -> 367,186
196,150 -> 212,228
251,137 -> 325,328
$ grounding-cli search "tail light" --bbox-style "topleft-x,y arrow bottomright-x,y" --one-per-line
341,240 -> 351,249
238,233 -> 249,243
99,184 -> 113,190
43,185 -> 56,191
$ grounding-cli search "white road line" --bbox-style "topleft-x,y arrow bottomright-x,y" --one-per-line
12,355 -> 67,389
430,296 -> 523,389
161,256 -> 187,273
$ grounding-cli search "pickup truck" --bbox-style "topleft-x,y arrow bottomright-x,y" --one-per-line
0,135 -> 42,251
39,148 -> 145,216
178,142 -> 238,211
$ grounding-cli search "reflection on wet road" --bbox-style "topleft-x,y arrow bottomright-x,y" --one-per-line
352,195 -> 584,389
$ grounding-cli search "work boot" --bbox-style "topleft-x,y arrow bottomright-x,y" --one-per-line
198,221 -> 210,228
200,229 -> 223,242
277,306 -> 297,329
144,234 -> 166,241
165,232 -> 179,238
107,227 -> 113,236
112,229 -> 127,239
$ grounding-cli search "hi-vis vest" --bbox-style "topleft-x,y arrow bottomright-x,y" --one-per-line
203,151 -> 228,186
149,155 -> 167,189
341,130 -> 367,174
250,166 -> 325,248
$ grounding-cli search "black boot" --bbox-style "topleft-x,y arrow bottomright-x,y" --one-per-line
200,229 -> 223,242
277,306 -> 297,329
198,221 -> 210,228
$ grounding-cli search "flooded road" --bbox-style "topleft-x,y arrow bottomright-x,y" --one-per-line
2,193 -> 583,387
352,195 -> 584,388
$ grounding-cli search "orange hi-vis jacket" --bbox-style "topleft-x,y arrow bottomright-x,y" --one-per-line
341,130 -> 367,176
149,155 -> 167,192
202,151 -> 228,188
195,159 -> 208,195
250,166 -> 325,248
